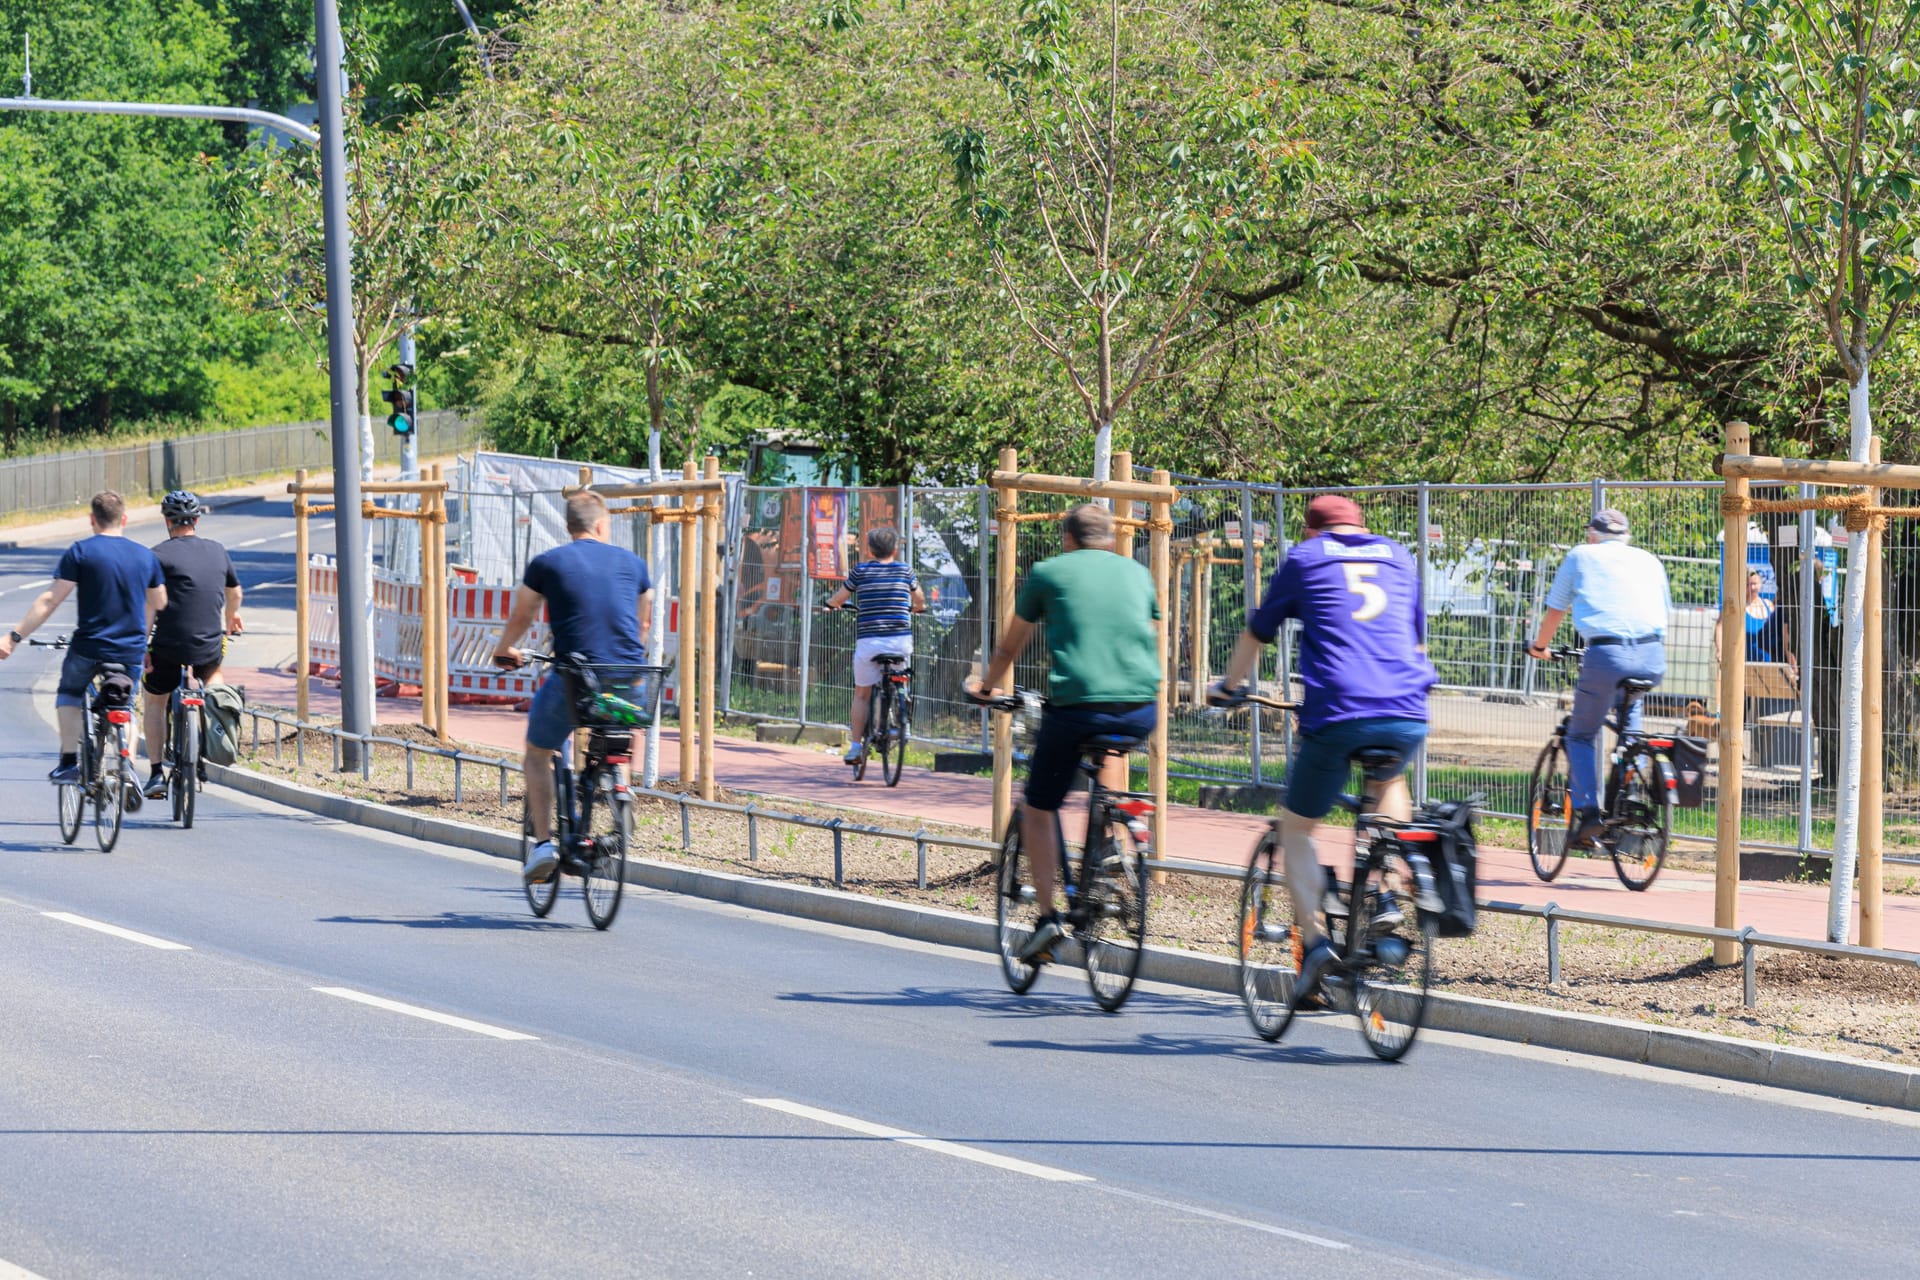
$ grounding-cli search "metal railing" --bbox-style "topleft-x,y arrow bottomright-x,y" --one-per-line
0,410 -> 482,519
233,703 -> 1920,1009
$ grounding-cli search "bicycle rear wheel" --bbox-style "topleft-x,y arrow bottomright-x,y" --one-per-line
581,771 -> 629,930
94,725 -> 127,853
995,816 -> 1042,994
1082,818 -> 1149,1012
521,796 -> 559,918
881,688 -> 908,787
1526,739 -> 1573,882
57,777 -> 83,845
1237,830 -> 1302,1042
1350,846 -> 1435,1061
1607,746 -> 1671,891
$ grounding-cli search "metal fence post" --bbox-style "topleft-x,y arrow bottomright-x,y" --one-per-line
915,830 -> 928,889
798,491 -> 814,727
1240,482 -> 1263,786
977,485 -> 993,753
1590,477 -> 1605,521
1414,480 -> 1431,807
746,804 -> 759,862
1741,927 -> 1758,1008
1544,903 -> 1562,985
1798,488 -> 1817,859
829,817 -> 845,885
1273,486 -> 1294,770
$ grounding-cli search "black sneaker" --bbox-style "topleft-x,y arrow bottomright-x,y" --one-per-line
1018,915 -> 1066,965
48,762 -> 79,785
1369,890 -> 1405,935
143,770 -> 169,800
1292,939 -> 1337,1005
1569,809 -> 1606,850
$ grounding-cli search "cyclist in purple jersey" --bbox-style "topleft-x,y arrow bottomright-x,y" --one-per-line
1210,494 -> 1437,1000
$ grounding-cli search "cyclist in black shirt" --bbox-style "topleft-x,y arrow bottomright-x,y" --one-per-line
141,491 -> 242,798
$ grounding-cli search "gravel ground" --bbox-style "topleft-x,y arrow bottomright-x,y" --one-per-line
236,718 -> 1920,1067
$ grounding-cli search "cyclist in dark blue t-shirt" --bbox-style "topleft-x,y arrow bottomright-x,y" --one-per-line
0,491 -> 167,782
493,490 -> 653,884
1209,493 -> 1436,1000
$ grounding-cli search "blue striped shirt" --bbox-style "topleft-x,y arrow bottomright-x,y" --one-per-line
846,558 -> 915,637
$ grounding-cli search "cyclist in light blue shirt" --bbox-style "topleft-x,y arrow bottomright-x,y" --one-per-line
1527,508 -> 1672,848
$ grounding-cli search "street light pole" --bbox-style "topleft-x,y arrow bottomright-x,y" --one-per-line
315,0 -> 374,764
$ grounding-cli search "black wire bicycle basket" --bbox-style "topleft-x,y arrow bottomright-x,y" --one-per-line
560,659 -> 670,733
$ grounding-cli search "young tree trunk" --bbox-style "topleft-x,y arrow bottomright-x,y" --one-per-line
354,344 -> 376,483
642,355 -> 668,788
2,401 -> 16,454
1828,357 -> 1872,942
48,402 -> 61,436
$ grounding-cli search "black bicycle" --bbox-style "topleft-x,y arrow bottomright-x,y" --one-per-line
31,635 -> 140,852
975,688 -> 1154,1012
500,651 -> 664,929
853,653 -> 912,786
157,662 -> 205,829
1525,647 -> 1676,891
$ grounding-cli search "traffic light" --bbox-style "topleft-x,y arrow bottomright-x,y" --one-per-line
380,363 -> 416,435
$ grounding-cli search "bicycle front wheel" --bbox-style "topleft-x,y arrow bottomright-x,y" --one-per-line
1608,746 -> 1671,891
57,778 -> 83,845
1082,818 -> 1149,1012
173,706 -> 199,829
1237,830 -> 1302,1042
581,772 -> 629,930
521,796 -> 559,918
1350,846 -> 1435,1061
94,725 -> 128,853
881,688 -> 908,787
995,816 -> 1042,994
1526,739 -> 1573,882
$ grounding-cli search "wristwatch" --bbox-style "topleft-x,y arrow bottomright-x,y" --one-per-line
7,630 -> 20,646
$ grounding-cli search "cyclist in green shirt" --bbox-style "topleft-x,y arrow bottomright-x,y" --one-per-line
966,502 -> 1161,964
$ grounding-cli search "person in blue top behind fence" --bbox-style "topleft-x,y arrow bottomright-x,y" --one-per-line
1526,507 -> 1672,850
824,525 -> 926,765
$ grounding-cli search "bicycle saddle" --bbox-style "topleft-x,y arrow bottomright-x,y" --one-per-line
1354,747 -> 1405,779
1081,734 -> 1145,754
92,662 -> 129,677
1620,678 -> 1656,695
873,653 -> 910,665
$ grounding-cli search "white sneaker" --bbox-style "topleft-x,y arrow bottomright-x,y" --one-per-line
842,743 -> 865,765
523,839 -> 561,885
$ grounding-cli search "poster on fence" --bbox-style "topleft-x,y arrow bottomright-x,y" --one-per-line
808,489 -> 849,580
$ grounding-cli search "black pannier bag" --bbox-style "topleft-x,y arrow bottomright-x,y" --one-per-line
1668,736 -> 1710,809
1403,799 -> 1479,938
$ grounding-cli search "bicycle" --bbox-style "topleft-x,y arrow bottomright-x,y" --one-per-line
156,661 -> 206,829
30,635 -> 140,852
498,651 -> 665,929
1525,647 -> 1678,891
974,688 -> 1155,1012
851,653 -> 912,786
1219,691 -> 1458,1060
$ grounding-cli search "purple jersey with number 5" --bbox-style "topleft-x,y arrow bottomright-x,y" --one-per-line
1247,531 -> 1436,732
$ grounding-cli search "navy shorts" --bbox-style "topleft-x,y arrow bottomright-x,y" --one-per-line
57,649 -> 139,709
1283,717 -> 1429,820
1024,702 -> 1157,812
526,674 -> 575,752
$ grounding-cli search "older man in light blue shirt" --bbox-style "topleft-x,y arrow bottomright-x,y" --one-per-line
1527,508 -> 1672,847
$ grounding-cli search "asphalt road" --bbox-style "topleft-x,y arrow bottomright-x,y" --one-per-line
2,506 -> 1919,1278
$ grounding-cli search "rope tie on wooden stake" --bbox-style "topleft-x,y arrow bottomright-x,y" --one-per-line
1720,489 -> 1898,530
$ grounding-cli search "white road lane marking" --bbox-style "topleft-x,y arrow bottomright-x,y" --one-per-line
235,522 -> 330,549
745,1097 -> 1092,1182
312,986 -> 538,1040
42,912 -> 192,951
1091,1182 -> 1351,1250
0,1256 -> 51,1279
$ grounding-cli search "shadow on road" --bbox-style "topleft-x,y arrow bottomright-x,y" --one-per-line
317,911 -> 573,931
779,985 -> 1238,1020
988,1031 -> 1372,1066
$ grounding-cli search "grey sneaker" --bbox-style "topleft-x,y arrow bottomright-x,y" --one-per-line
842,742 -> 865,765
1292,940 -> 1338,1006
522,839 -> 561,885
1017,916 -> 1067,965
1369,890 -> 1405,935
143,769 -> 170,800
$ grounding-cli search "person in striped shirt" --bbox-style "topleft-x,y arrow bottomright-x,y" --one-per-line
824,525 -> 926,764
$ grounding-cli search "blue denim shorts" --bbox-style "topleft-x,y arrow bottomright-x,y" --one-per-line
526,674 -> 575,752
57,648 -> 140,709
1284,717 -> 1429,820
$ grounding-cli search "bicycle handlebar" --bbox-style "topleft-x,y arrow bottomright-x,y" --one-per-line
27,635 -> 69,649
493,650 -> 553,670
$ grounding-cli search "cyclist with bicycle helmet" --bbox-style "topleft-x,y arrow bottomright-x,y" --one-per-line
141,490 -> 243,799
1209,494 -> 1436,1002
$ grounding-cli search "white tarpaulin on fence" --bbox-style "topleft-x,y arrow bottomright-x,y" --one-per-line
456,451 -> 654,585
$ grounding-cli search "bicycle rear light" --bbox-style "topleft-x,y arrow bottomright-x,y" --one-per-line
106,709 -> 132,725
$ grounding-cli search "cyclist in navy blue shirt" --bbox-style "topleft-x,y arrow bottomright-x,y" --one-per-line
1210,493 -> 1436,1000
824,525 -> 926,766
0,491 -> 167,782
493,489 -> 652,884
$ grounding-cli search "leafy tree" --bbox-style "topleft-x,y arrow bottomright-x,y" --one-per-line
1686,0 -> 1920,940
941,0 -> 1316,480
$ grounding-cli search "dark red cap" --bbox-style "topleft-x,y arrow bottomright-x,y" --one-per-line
1304,494 -> 1366,532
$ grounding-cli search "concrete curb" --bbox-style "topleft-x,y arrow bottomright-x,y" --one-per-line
210,762 -> 1920,1113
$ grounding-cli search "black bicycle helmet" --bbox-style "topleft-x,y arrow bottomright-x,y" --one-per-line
161,490 -> 206,523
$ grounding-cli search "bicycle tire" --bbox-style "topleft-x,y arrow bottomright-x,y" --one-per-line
521,795 -> 559,918
94,724 -> 127,853
581,771 -> 629,930
871,685 -> 893,786
851,700 -> 871,781
57,779 -> 83,845
1607,745 -> 1671,891
995,817 -> 1042,994
1082,816 -> 1149,1012
1526,739 -> 1573,882
1350,846 -> 1435,1061
174,703 -> 199,829
1237,830 -> 1301,1042
882,688 -> 908,787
